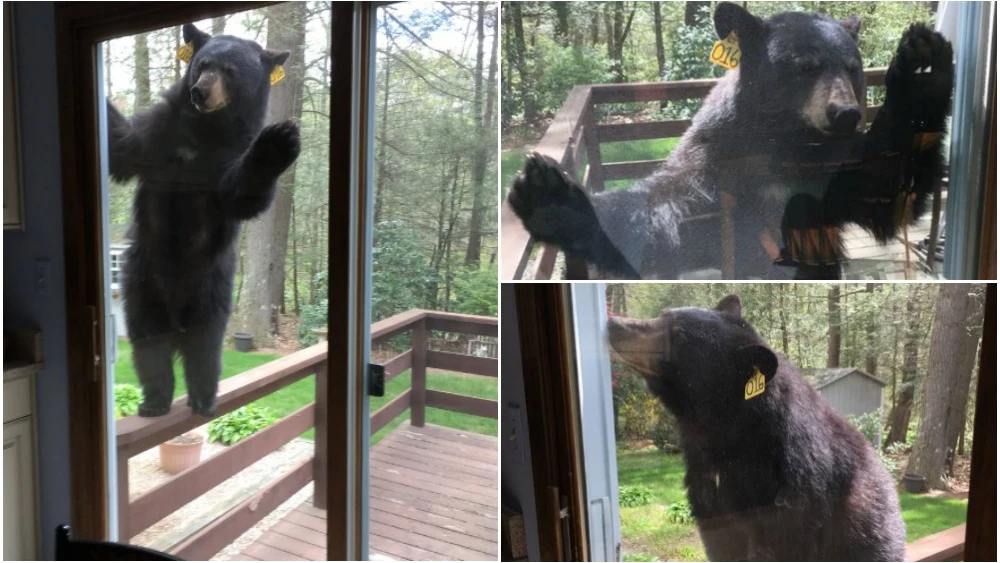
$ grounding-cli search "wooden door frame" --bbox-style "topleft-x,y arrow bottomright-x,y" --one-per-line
54,3 -> 366,558
514,284 -> 590,562
515,283 -> 997,561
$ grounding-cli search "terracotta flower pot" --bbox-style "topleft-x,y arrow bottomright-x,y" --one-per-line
159,432 -> 204,474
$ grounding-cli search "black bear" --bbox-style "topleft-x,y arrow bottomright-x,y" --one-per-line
509,3 -> 953,280
108,24 -> 300,417
607,296 -> 905,561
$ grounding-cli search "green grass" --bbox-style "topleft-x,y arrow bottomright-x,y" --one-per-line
616,448 -> 969,562
899,492 -> 969,542
501,150 -> 525,199
114,339 -> 498,444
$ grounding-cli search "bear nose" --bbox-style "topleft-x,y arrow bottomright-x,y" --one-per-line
827,104 -> 861,134
190,85 -> 208,106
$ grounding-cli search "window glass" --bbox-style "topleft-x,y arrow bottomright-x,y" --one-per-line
500,2 -> 992,280
573,283 -> 981,561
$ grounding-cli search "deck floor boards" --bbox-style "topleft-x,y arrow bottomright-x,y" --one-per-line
234,423 -> 497,561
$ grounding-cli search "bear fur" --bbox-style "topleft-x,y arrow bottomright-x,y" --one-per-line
607,295 -> 906,561
108,23 -> 301,417
509,4 -> 953,280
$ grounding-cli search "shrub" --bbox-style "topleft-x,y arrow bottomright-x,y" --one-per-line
651,410 -> 682,454
619,484 -> 654,508
665,499 -> 694,525
114,383 -> 142,418
531,36 -> 612,116
451,263 -> 499,317
845,407 -> 884,447
207,405 -> 277,446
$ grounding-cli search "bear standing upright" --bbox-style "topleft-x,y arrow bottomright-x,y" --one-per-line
607,296 -> 906,561
509,3 -> 953,280
108,23 -> 301,417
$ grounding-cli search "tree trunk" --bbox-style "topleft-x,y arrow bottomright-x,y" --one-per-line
551,2 -> 570,46
778,285 -> 789,357
510,3 -> 537,123
653,3 -> 666,80
827,285 -> 841,368
374,14 -> 392,225
212,15 -> 226,35
886,286 -> 922,445
134,33 -> 151,111
907,284 -> 980,489
234,2 -> 307,347
865,283 -> 879,376
465,3 -> 495,267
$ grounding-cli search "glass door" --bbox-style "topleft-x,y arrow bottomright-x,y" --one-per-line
92,3 -> 371,559
365,2 -> 500,560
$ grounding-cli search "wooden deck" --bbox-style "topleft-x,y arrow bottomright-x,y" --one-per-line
234,423 -> 498,561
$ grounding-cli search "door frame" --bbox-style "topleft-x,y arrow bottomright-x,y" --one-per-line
54,2 -> 370,558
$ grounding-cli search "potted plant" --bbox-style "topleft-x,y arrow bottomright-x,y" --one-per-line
159,432 -> 205,474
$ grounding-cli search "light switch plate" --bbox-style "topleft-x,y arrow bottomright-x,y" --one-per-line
34,259 -> 50,296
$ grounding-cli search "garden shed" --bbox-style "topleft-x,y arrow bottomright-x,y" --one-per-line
800,367 -> 886,420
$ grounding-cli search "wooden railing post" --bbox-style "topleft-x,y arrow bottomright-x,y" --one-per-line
313,361 -> 328,510
410,319 -> 427,427
582,101 -> 606,193
117,453 -> 129,541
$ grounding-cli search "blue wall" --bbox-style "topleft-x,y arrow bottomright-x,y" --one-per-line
4,3 -> 70,559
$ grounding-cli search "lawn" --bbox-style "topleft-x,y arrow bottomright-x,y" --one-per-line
616,448 -> 969,562
500,137 -> 680,201
114,339 -> 498,445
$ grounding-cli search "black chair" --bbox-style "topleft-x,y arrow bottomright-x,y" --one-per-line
55,525 -> 182,561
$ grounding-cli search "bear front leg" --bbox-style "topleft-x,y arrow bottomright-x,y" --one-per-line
178,314 -> 228,418
221,120 -> 301,220
106,99 -> 141,182
131,334 -> 177,417
879,23 -> 954,138
509,152 -> 639,277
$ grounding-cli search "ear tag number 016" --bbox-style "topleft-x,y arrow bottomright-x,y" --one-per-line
176,42 -> 194,63
710,31 -> 741,70
744,366 -> 765,400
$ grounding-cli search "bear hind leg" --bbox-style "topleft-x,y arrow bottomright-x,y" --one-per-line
179,315 -> 227,418
132,335 -> 177,417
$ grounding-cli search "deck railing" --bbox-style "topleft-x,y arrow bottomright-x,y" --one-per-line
114,309 -> 497,560
501,68 -> 904,280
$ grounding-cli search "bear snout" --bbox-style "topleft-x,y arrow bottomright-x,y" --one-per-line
826,103 -> 861,134
607,316 -> 669,376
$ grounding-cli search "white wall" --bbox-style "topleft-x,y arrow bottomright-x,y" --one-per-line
3,3 -> 71,558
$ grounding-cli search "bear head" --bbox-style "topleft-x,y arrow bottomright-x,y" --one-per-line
607,295 -> 779,432
181,23 -> 290,115
714,2 -> 865,137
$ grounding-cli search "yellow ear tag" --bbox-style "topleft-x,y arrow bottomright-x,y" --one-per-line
744,366 -> 766,400
709,31 -> 742,70
270,65 -> 285,85
176,42 -> 194,63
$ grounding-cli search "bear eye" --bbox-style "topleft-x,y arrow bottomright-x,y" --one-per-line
795,57 -> 821,73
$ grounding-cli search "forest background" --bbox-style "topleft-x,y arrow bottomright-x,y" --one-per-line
105,2 -> 499,350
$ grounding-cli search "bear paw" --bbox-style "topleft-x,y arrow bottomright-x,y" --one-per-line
189,396 -> 217,418
886,23 -> 954,130
508,152 -> 598,247
251,120 -> 302,173
138,402 -> 171,417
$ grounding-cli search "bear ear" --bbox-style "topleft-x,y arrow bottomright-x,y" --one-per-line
714,2 -> 765,43
714,295 -> 742,318
262,49 -> 291,69
182,23 -> 211,52
838,17 -> 861,41
732,344 -> 779,383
